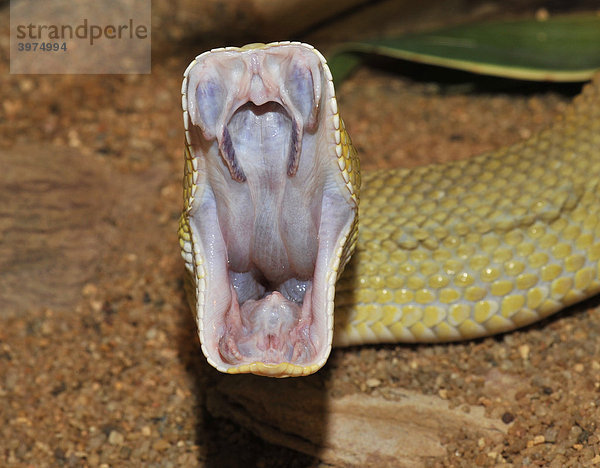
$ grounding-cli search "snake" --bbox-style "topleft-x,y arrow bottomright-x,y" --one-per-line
178,41 -> 600,377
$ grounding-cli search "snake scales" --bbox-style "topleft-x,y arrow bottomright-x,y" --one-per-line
178,42 -> 600,377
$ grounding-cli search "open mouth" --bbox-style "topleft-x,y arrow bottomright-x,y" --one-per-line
181,44 -> 357,376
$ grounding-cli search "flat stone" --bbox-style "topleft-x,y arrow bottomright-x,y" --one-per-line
0,143 -> 168,318
206,376 -> 507,467
0,144 -> 115,316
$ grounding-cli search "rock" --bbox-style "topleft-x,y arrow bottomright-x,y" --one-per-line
152,0 -> 366,42
206,376 -> 507,467
108,430 -> 125,445
0,143 -> 168,318
0,144 -> 115,316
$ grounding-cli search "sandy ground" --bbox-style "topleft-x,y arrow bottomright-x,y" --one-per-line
2,2 -> 600,467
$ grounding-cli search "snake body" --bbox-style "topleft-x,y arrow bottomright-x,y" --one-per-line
179,42 -> 600,377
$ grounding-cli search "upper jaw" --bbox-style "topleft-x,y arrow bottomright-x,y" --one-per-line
186,45 -> 323,183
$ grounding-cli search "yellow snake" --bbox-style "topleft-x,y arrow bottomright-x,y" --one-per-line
178,41 -> 600,377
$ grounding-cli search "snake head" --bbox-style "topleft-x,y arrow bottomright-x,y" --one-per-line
179,42 -> 360,377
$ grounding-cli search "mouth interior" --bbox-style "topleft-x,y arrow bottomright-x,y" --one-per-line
194,95 -> 326,369
187,49 -> 353,372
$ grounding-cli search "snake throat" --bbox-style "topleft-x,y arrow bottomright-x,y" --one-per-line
181,43 -> 358,376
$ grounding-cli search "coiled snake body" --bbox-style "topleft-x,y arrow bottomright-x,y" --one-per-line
179,42 -> 600,377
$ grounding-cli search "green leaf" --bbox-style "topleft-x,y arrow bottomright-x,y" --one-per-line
327,52 -> 364,84
328,14 -> 600,82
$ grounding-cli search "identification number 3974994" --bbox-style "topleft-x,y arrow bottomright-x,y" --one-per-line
17,42 -> 67,52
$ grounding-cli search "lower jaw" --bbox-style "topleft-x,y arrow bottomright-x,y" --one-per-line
224,360 -> 324,377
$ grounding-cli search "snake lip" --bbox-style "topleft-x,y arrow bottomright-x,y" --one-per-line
181,43 -> 358,377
